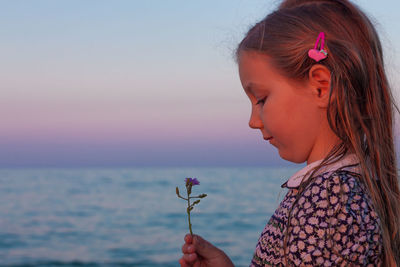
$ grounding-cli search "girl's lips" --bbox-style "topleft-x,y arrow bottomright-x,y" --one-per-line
264,136 -> 273,141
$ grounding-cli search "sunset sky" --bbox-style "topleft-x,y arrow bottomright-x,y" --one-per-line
1,0 -> 399,167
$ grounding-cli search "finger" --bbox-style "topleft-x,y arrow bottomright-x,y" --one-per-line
182,243 -> 188,253
192,235 -> 220,258
179,257 -> 190,267
182,243 -> 195,254
183,252 -> 198,263
184,233 -> 193,244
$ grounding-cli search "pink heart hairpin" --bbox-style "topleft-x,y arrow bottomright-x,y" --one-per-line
308,32 -> 328,62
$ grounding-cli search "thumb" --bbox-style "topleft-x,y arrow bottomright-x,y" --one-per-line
192,234 -> 221,258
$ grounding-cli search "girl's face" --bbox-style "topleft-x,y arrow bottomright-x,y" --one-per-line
238,51 -> 330,164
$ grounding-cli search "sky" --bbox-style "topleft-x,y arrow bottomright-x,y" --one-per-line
0,0 -> 399,168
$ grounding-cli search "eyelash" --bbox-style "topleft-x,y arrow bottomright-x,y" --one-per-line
256,97 -> 267,105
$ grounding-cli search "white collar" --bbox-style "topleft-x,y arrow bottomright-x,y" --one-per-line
284,153 -> 361,188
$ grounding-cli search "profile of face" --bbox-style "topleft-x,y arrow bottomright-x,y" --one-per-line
238,50 -> 337,164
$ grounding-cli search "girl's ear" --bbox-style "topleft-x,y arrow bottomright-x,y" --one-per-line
308,64 -> 332,108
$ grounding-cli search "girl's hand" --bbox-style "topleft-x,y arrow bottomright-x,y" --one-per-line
179,234 -> 235,267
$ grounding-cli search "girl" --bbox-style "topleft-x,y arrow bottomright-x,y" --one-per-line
179,0 -> 400,266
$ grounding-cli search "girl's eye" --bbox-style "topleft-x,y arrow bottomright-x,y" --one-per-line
256,97 -> 267,106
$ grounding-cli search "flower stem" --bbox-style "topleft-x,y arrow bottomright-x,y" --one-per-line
177,195 -> 188,201
187,188 -> 193,235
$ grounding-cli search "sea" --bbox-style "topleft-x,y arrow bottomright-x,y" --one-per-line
0,166 -> 301,267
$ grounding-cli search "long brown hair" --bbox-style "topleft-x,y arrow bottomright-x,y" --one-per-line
235,0 -> 400,265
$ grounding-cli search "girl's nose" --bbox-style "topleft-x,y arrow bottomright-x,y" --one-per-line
248,109 -> 263,129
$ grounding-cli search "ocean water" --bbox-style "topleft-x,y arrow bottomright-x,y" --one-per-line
0,166 -> 300,267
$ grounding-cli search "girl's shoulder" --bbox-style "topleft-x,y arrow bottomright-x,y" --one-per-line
288,169 -> 382,265
299,169 -> 377,219
303,168 -> 369,200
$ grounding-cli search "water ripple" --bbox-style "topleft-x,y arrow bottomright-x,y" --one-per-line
0,166 -> 298,266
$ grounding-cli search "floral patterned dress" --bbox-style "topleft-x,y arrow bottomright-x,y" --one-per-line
250,154 -> 382,266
